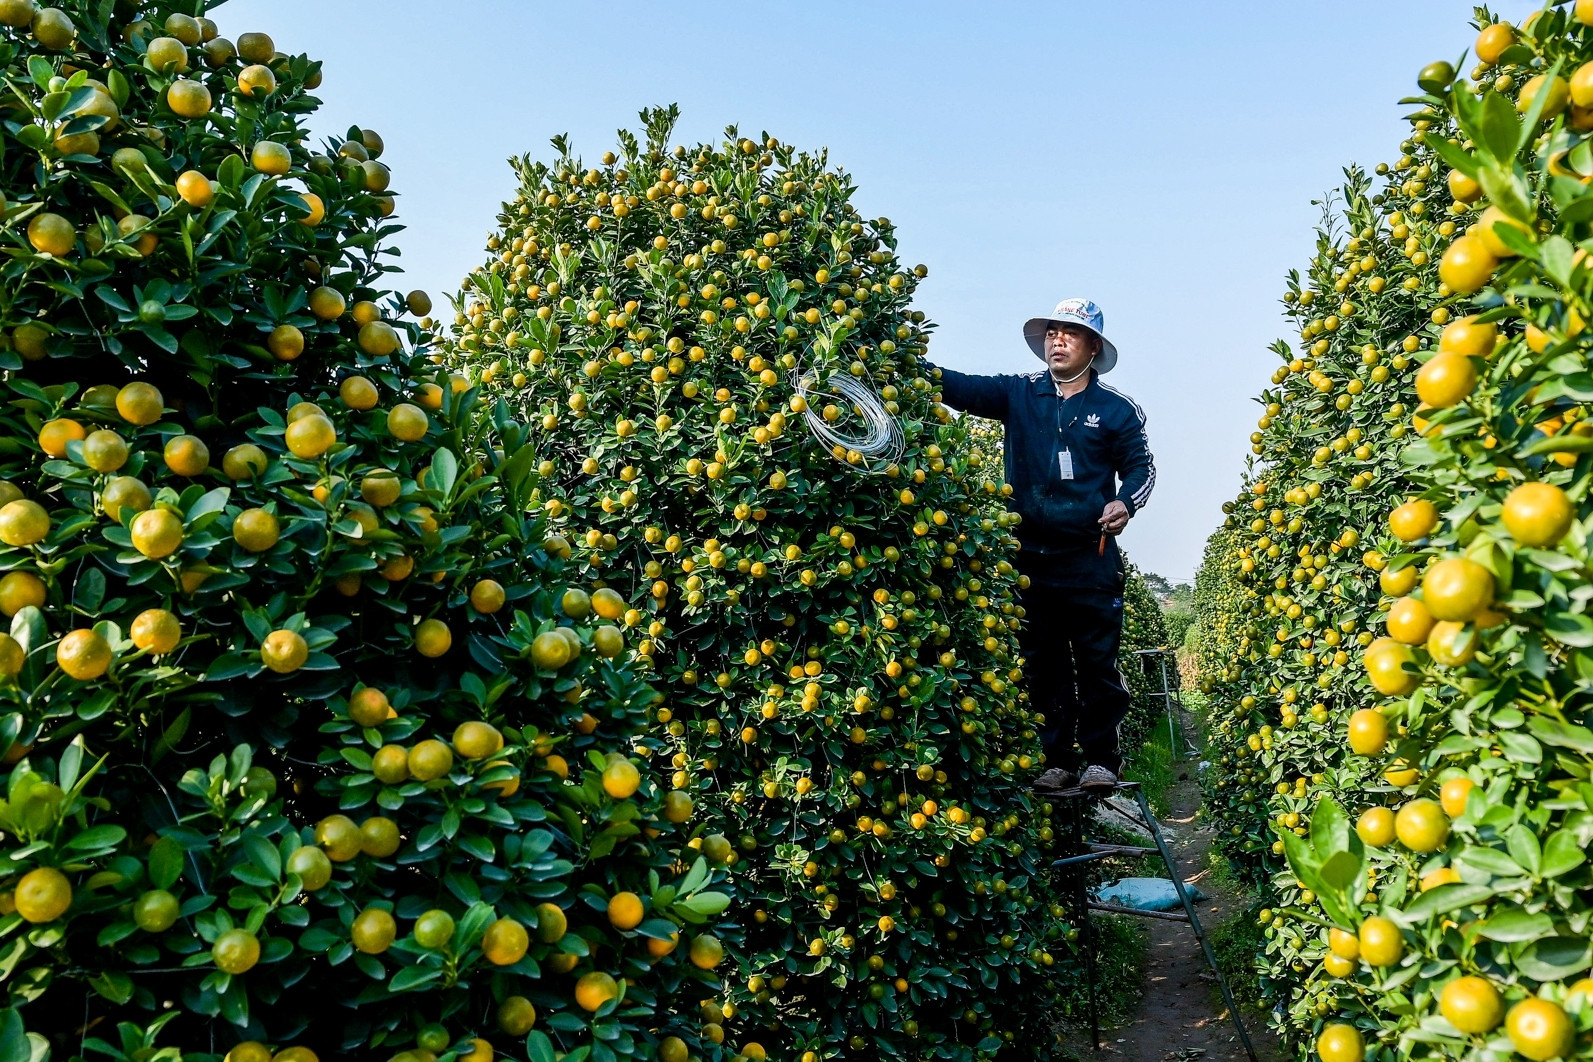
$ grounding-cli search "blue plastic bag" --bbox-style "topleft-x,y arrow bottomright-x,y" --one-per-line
1093,877 -> 1206,912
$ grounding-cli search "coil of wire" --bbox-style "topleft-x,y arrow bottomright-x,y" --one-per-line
791,364 -> 904,472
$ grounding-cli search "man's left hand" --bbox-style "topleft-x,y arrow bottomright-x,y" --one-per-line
1099,500 -> 1130,535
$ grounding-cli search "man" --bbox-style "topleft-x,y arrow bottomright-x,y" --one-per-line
932,298 -> 1155,793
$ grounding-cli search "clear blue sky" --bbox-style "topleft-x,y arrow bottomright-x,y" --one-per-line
219,0 -> 1518,581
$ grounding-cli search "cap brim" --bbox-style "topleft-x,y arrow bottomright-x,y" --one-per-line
1023,318 -> 1119,374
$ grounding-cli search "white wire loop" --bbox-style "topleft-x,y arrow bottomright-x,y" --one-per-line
791,362 -> 905,473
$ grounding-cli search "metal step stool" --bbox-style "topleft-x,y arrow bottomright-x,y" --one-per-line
1047,780 -> 1259,1062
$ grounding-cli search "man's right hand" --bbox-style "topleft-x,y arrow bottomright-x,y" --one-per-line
1099,500 -> 1130,535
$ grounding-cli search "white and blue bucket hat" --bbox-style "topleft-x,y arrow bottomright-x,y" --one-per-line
1022,297 -> 1119,374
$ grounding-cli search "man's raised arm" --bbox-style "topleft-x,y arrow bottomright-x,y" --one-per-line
932,365 -> 1012,422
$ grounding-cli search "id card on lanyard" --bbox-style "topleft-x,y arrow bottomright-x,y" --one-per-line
1057,389 -> 1076,480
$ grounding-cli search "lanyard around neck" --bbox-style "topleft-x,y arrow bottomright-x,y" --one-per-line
1051,363 -> 1089,401
1052,357 -> 1094,392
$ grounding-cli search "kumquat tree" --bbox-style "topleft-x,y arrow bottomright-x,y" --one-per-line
0,5 -> 723,1061
441,106 -> 1113,1062
1192,155 -> 1441,1046
27,0 -> 1593,1059
1196,3 -> 1593,1061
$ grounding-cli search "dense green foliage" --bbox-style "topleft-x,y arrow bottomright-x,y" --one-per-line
1117,564 -> 1173,756
1196,5 -> 1593,1059
1280,8 -> 1593,1060
1158,583 -> 1196,650
1190,84 -> 1447,1058
0,7 -> 716,1061
445,109 -> 1077,1062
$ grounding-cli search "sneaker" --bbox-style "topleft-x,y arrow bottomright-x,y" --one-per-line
1030,767 -> 1080,792
1079,765 -> 1119,792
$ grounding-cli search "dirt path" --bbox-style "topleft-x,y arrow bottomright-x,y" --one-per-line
1060,724 -> 1287,1062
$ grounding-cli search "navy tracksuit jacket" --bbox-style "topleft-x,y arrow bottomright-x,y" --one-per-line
932,365 -> 1156,774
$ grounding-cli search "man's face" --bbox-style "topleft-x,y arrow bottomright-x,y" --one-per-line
1045,323 -> 1099,377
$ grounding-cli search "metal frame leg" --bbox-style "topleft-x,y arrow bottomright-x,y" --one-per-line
1130,786 -> 1259,1062
1134,647 -> 1195,761
1157,653 -> 1178,754
1063,794 -> 1100,1052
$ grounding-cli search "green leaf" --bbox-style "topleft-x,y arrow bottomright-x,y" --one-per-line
587,829 -> 619,861
499,444 -> 539,509
1281,831 -> 1327,899
545,1012 -> 588,1032
1422,130 -> 1479,178
1456,845 -> 1527,878
204,654 -> 256,681
430,449 -> 461,501
0,717 -> 26,767
74,689 -> 116,723
93,283 -> 133,313
12,606 -> 46,658
1477,161 -> 1535,224
1317,849 -> 1362,891
106,67 -> 129,107
0,1008 -> 28,1062
241,833 -> 280,879
676,857 -> 710,896
61,113 -> 108,137
72,568 -> 105,613
1522,432 -> 1593,455
1474,92 -> 1525,166
1558,187 -> 1593,228
64,824 -> 126,852
1541,829 -> 1585,877
678,891 -> 730,916
387,966 -> 442,993
297,926 -> 339,953
1275,906 -> 1333,930
186,487 -> 231,523
217,153 -> 245,189
58,740 -> 82,793
637,918 -> 678,940
525,1031 -> 557,1062
453,900 -> 493,949
1309,795 -> 1352,856
149,836 -> 184,889
1515,936 -> 1593,981
1399,882 -> 1494,920
1505,824 -> 1542,878
1527,717 -> 1593,753
1539,235 -> 1576,286
1542,612 -> 1593,649
88,970 -> 134,1004
1476,908 -> 1554,943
